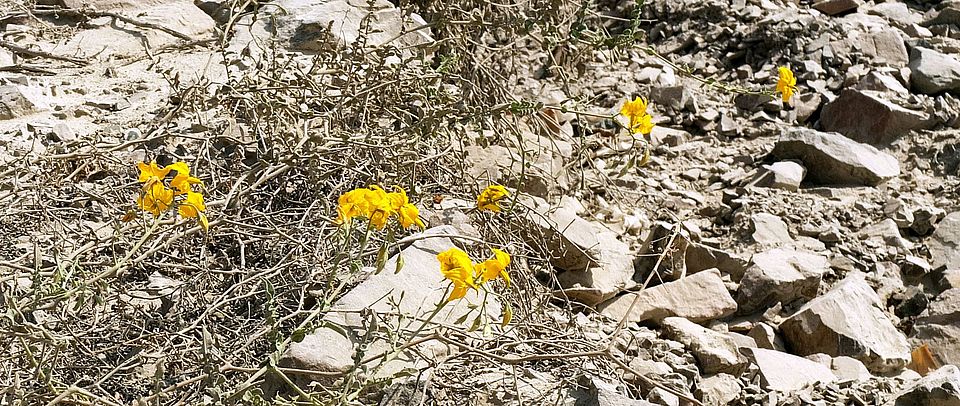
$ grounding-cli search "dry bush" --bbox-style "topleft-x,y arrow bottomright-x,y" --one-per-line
0,0 -> 677,405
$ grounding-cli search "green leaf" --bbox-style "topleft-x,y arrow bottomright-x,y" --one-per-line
291,329 -> 306,343
454,312 -> 470,325
374,244 -> 388,274
394,253 -> 404,274
501,303 -> 513,327
468,315 -> 482,332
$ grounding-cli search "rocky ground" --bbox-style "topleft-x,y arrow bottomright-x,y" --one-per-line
3,0 -> 960,405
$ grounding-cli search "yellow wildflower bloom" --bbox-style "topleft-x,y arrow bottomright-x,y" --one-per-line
777,66 -> 797,103
137,181 -> 174,217
620,97 -> 655,135
387,187 -> 425,229
366,186 -> 394,229
476,248 -> 511,287
137,161 -> 171,184
477,185 -> 509,212
178,191 -> 208,231
437,248 -> 477,301
166,162 -> 203,195
336,188 -> 372,224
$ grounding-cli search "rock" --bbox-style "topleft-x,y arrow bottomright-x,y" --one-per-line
279,226 -> 500,381
696,373 -> 741,405
518,195 -> 600,271
750,213 -> 793,246
859,219 -> 914,250
771,128 -> 899,186
928,212 -> 960,271
229,0 -> 431,61
921,5 -> 960,27
892,286 -> 929,318
909,47 -> 960,95
741,348 -> 837,392
0,85 -> 45,119
893,365 -> 960,406
812,0 -> 861,16
463,144 -> 567,198
820,89 -> 929,145
736,248 -> 830,314
912,289 -> 960,367
793,93 -> 823,123
684,243 -> 750,281
759,161 -> 806,191
575,377 -> 657,406
779,272 -> 911,372
942,269 -> 960,290
831,356 -> 872,383
598,269 -> 736,324
662,317 -> 748,375
650,85 -> 692,111
901,256 -> 932,279
912,206 -> 946,236
748,323 -> 784,351
624,358 -> 673,386
857,71 -> 910,96
861,30 -> 908,67
62,1 -> 215,59
555,225 -> 638,305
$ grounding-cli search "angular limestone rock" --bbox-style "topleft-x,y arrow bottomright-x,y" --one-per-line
598,269 -> 736,324
741,347 -> 837,392
736,248 -> 830,314
771,128 -> 899,186
663,317 -> 748,375
779,272 -> 910,372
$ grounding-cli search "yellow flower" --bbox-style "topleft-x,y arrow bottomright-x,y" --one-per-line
166,162 -> 203,195
137,161 -> 171,184
387,187 -> 425,229
366,186 -> 394,229
137,181 -> 174,217
336,188 -> 372,224
777,66 -> 797,103
178,191 -> 208,231
477,185 -> 509,212
476,248 -> 511,287
620,97 -> 655,135
437,248 -> 477,301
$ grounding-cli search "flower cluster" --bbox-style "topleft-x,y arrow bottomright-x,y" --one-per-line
619,96 -> 655,136
437,247 -> 511,302
777,66 -> 797,103
336,185 -> 425,230
136,161 -> 208,230
476,184 -> 509,212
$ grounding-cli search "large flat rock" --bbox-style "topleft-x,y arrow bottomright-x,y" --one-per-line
771,128 -> 899,186
598,269 -> 736,324
737,248 -> 830,314
820,89 -> 929,145
742,348 -> 837,392
779,272 -> 910,372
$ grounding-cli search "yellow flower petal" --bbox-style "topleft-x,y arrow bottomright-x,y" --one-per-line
437,247 -> 477,301
477,185 -> 509,212
777,66 -> 797,103
166,162 -> 203,195
137,182 -> 174,217
137,161 -> 171,184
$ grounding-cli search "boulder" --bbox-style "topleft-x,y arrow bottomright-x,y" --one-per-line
229,0 -> 431,61
861,30 -> 908,67
736,248 -> 830,314
912,288 -> 960,367
696,373 -> 741,405
662,317 -> 748,375
909,47 -> 960,95
831,356 -> 872,383
741,348 -> 837,392
598,269 -> 736,323
771,128 -> 899,186
893,365 -> 960,406
684,243 -> 750,281
750,213 -> 793,246
779,272 -> 910,372
0,85 -> 47,119
812,0 -> 861,16
748,323 -> 784,351
820,89 -> 929,145
555,225 -> 638,305
279,226 -> 500,381
928,212 -> 960,271
759,161 -> 806,192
